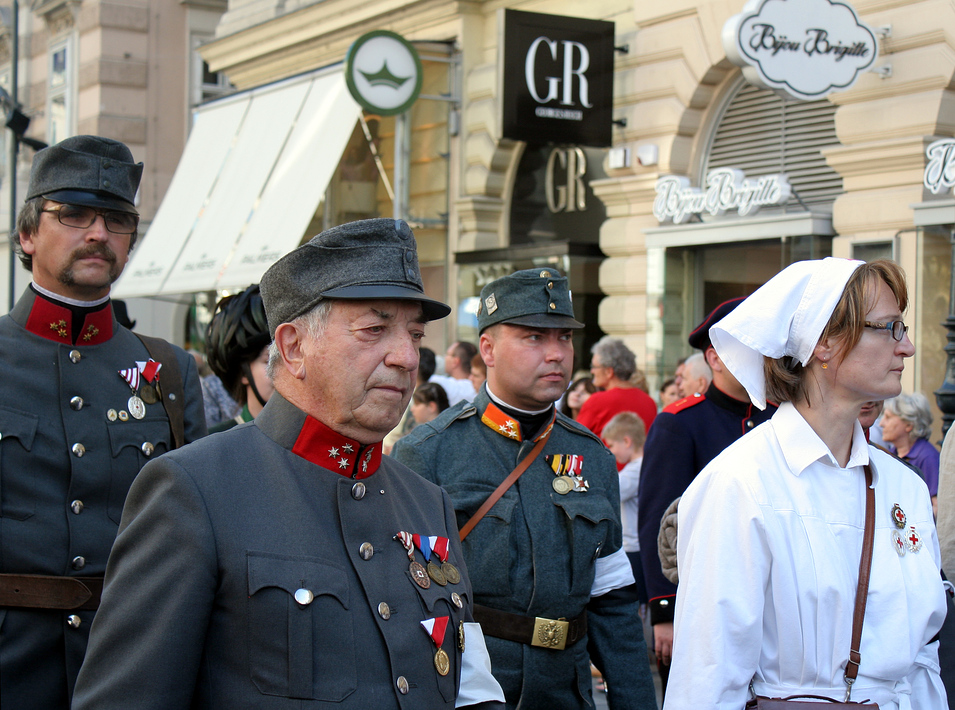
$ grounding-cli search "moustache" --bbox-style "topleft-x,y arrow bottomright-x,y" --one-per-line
71,245 -> 116,264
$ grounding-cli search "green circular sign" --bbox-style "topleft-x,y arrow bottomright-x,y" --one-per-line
345,30 -> 423,116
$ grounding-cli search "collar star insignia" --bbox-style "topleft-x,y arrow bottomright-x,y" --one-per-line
343,443 -> 354,454
500,420 -> 519,439
50,320 -> 68,338
328,446 -> 340,458
82,324 -> 100,342
338,457 -> 350,469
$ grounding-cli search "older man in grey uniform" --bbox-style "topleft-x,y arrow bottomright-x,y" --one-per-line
0,135 -> 206,708
73,219 -> 505,709
393,269 -> 657,710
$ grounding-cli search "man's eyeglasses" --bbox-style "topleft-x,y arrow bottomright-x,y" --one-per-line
864,320 -> 908,341
41,204 -> 139,235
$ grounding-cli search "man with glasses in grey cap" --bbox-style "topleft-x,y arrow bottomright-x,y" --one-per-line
0,135 -> 206,709
393,269 -> 657,710
74,218 -> 505,710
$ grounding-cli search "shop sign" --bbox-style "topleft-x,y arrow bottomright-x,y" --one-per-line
545,147 -> 587,213
723,0 -> 878,101
501,9 -> 615,147
924,138 -> 955,195
345,30 -> 423,116
654,168 -> 791,224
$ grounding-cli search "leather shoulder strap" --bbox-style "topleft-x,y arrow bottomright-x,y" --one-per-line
134,333 -> 185,450
459,427 -> 552,542
845,465 -> 876,697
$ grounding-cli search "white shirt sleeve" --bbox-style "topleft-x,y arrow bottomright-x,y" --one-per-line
591,547 -> 635,597
455,622 -> 505,707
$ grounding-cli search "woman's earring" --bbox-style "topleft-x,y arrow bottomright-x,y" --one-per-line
821,360 -> 829,370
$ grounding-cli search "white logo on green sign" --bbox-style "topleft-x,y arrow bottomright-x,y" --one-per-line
346,30 -> 423,116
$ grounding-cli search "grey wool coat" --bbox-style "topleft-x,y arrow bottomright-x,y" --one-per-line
0,288 -> 206,709
73,392 -> 487,710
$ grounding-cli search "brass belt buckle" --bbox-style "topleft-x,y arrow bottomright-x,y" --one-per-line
531,617 -> 569,650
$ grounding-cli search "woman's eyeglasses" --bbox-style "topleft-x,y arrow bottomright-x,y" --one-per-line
863,320 -> 908,341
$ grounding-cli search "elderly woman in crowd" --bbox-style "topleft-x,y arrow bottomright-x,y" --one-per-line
577,336 -> 657,437
666,258 -> 947,709
882,392 -> 940,510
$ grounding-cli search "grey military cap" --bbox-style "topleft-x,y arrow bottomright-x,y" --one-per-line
26,135 -> 143,214
477,268 -> 584,333
260,218 -> 451,337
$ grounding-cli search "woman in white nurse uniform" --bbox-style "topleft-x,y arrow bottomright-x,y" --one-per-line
665,258 -> 947,710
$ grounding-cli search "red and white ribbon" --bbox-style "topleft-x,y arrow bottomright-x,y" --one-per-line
118,367 -> 141,391
137,359 -> 162,383
420,616 -> 449,649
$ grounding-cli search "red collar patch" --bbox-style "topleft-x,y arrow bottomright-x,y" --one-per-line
291,415 -> 382,479
480,402 -> 553,443
24,297 -> 114,345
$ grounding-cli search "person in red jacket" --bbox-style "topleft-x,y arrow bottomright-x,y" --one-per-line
577,336 -> 656,441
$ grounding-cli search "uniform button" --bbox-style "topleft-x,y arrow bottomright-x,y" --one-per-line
451,592 -> 463,609
396,676 -> 409,694
141,442 -> 154,456
294,588 -> 314,606
549,302 -> 556,310
659,599 -> 669,607
378,602 -> 391,620
71,443 -> 86,457
745,419 -> 754,429
70,396 -> 84,411
102,179 -> 111,188
539,270 -> 549,278
67,614 -> 82,629
351,482 -> 366,500
168,393 -> 177,401
547,281 -> 554,289
72,556 -> 86,570
71,500 -> 84,515
359,542 -> 374,560
69,350 -> 81,363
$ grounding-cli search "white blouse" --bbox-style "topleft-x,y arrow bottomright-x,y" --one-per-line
666,402 -> 947,710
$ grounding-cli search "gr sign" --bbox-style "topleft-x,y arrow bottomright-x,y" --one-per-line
501,9 -> 615,147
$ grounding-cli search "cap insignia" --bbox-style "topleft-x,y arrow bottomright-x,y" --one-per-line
485,293 -> 498,315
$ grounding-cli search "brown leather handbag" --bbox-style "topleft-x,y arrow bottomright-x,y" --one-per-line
745,466 -> 879,709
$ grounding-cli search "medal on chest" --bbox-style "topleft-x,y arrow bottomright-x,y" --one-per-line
395,531 -> 430,589
889,502 -> 922,556
546,454 -> 589,494
118,366 -> 145,420
420,616 -> 451,676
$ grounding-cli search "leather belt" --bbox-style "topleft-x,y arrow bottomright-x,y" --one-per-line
473,603 -> 587,651
0,574 -> 104,611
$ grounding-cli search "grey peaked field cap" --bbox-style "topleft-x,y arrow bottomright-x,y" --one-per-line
260,218 -> 451,337
26,135 -> 143,214
477,267 -> 584,333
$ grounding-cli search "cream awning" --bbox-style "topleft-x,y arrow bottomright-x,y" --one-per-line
115,65 -> 361,298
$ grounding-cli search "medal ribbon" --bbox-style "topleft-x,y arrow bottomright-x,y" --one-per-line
431,536 -> 450,563
412,534 -> 433,562
119,367 -> 141,391
420,616 -> 450,650
137,359 -> 162,383
395,531 -> 416,561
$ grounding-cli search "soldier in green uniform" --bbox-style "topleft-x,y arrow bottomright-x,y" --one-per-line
393,269 -> 657,710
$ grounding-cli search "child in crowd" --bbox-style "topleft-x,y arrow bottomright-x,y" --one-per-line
601,412 -> 648,605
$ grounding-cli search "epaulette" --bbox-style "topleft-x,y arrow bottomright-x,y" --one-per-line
662,392 -> 705,415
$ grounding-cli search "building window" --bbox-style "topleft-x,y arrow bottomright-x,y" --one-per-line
48,39 -> 72,144
190,34 -> 232,109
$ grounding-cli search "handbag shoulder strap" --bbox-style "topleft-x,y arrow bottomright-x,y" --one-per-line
459,426 -> 552,541
844,465 -> 876,698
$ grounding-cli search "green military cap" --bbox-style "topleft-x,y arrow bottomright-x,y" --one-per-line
477,268 -> 584,333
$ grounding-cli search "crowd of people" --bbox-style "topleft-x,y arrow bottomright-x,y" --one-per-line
0,132 -> 950,710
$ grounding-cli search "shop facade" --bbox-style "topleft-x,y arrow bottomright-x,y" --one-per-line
175,0 -> 955,433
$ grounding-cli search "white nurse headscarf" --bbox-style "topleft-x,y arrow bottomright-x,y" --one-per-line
709,257 -> 863,410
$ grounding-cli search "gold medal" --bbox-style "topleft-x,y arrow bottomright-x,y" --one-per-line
410,561 -> 431,589
128,395 -> 146,420
427,561 -> 447,586
140,384 -> 158,405
552,476 -> 574,494
442,561 -> 461,585
434,647 -> 450,676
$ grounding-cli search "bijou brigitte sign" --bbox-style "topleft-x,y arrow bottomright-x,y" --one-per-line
722,0 -> 879,101
924,138 -> 955,196
654,169 -> 791,224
